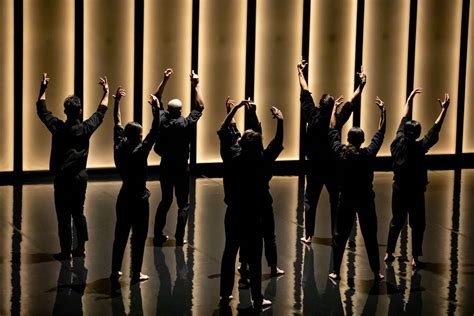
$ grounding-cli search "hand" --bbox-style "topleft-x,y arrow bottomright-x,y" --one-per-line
297,58 -> 308,73
245,97 -> 256,112
270,106 -> 283,120
148,94 -> 160,109
225,96 -> 236,114
334,95 -> 344,109
113,86 -> 127,101
164,68 -> 173,80
99,76 -> 109,94
375,96 -> 385,110
40,73 -> 50,90
357,65 -> 366,84
236,99 -> 249,110
438,93 -> 450,110
190,70 -> 199,86
409,87 -> 423,100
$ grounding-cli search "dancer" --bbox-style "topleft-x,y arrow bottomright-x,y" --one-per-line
297,59 -> 367,244
110,87 -> 160,283
328,96 -> 386,281
153,69 -> 205,246
36,73 -> 109,260
218,100 -> 284,310
384,88 -> 450,268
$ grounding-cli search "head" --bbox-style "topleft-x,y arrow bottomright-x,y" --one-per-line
403,120 -> 421,140
319,94 -> 335,114
347,127 -> 365,148
239,129 -> 263,158
167,98 -> 182,117
124,122 -> 143,145
63,95 -> 82,119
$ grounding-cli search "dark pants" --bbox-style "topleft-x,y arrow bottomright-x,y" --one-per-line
386,183 -> 425,257
332,195 -> 380,274
112,189 -> 150,273
240,225 -> 264,304
154,169 -> 190,242
54,171 -> 88,254
220,207 -> 240,298
304,163 -> 339,237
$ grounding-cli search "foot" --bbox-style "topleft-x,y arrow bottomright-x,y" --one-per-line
153,235 -> 169,247
71,247 -> 85,257
374,272 -> 385,282
348,240 -> 356,248
238,265 -> 249,278
110,271 -> 123,281
300,236 -> 312,244
328,272 -> 340,281
175,239 -> 188,246
253,298 -> 272,311
131,272 -> 150,283
219,295 -> 233,306
412,258 -> 426,269
53,252 -> 71,261
270,267 -> 285,277
384,253 -> 395,263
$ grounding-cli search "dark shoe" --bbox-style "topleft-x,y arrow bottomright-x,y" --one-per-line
238,265 -> 249,278
153,235 -> 169,247
131,272 -> 149,283
53,252 -> 71,261
71,247 -> 85,257
175,239 -> 188,246
253,298 -> 272,311
219,295 -> 233,306
384,253 -> 395,263
412,258 -> 426,269
348,240 -> 356,248
328,272 -> 340,281
270,267 -> 285,277
300,236 -> 312,244
374,272 -> 385,282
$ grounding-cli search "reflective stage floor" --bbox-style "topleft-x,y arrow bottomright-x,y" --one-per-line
0,170 -> 473,315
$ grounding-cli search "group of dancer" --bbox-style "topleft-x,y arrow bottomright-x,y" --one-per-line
36,56 -> 450,310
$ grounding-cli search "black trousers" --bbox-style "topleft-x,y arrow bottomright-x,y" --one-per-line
304,163 -> 339,237
240,224 -> 264,304
111,189 -> 150,274
386,183 -> 425,257
53,171 -> 88,254
154,169 -> 190,242
220,207 -> 240,298
332,195 -> 380,274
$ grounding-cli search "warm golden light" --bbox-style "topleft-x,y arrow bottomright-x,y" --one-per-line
463,3 -> 474,153
197,0 -> 247,163
23,0 -> 75,171
0,187 -> 13,312
361,0 -> 410,156
0,0 -> 14,171
143,0 -> 193,166
413,0 -> 461,154
255,0 -> 303,161
309,0 -> 357,144
84,0 -> 134,168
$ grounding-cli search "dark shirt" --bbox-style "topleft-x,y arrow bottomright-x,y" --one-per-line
36,99 -> 107,176
154,109 -> 202,171
301,90 -> 355,164
328,127 -> 385,199
114,115 -> 160,198
390,117 -> 440,190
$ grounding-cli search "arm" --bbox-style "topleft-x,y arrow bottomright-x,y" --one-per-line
98,76 -> 109,108
191,70 -> 205,112
421,93 -> 450,151
113,86 -> 126,127
349,65 -> 367,104
83,76 -> 109,135
402,87 -> 422,120
36,73 -> 61,133
328,128 -> 343,154
152,68 -> 173,103
220,100 -> 246,130
265,107 -> 284,161
142,95 -> 162,153
244,100 -> 262,134
297,59 -> 309,92
330,96 -> 344,129
366,97 -> 386,156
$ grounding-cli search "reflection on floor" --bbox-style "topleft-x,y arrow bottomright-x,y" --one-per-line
0,170 -> 473,315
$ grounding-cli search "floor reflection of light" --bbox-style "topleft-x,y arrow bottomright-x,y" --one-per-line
0,187 -> 13,314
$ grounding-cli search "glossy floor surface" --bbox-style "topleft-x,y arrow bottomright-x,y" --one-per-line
0,170 -> 473,315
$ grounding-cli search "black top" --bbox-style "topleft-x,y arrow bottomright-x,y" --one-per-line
391,117 -> 440,190
329,127 -> 385,198
300,90 -> 355,164
114,115 -> 160,198
154,109 -> 202,171
36,100 -> 107,176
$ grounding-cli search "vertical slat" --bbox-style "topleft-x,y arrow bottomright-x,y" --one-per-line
463,3 -> 474,153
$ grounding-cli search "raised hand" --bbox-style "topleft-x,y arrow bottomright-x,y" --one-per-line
226,96 -> 236,114
41,73 -> 50,90
99,76 -> 109,94
113,86 -> 127,101
164,68 -> 173,80
438,93 -> 450,110
190,70 -> 199,86
408,87 -> 423,101
375,96 -> 385,110
270,106 -> 284,120
297,58 -> 308,73
335,95 -> 344,109
357,65 -> 366,84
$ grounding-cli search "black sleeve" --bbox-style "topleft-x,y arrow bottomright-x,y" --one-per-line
185,109 -> 203,126
366,130 -> 385,157
218,127 -> 240,162
36,100 -> 62,134
396,116 -> 409,138
83,104 -> 108,136
264,120 -> 284,161
300,90 -> 322,126
142,113 -> 161,154
421,123 -> 440,152
245,108 -> 262,134
328,128 -> 343,154
335,101 -> 354,130
114,125 -> 125,148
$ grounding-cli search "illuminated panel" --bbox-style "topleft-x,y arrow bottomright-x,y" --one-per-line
23,0 -> 74,171
463,4 -> 474,152
255,0 -> 303,160
413,0 -> 461,154
84,0 -> 134,168
197,0 -> 247,163
0,0 -> 13,171
309,0 -> 357,143
361,0 -> 410,156
143,0 -> 192,166
0,187 -> 13,313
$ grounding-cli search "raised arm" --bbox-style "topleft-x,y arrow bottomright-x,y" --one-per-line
403,87 -> 422,120
265,106 -> 284,161
98,76 -> 109,108
152,68 -> 173,102
221,100 -> 246,130
335,66 -> 365,129
297,58 -> 309,92
83,76 -> 109,135
376,96 -> 386,133
113,86 -> 126,127
421,93 -> 450,151
350,65 -> 367,104
38,72 -> 49,101
191,70 -> 205,112
366,97 -> 386,156
330,96 -> 344,129
435,93 -> 450,128
244,99 -> 262,134
36,73 -> 61,133
142,95 -> 162,153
